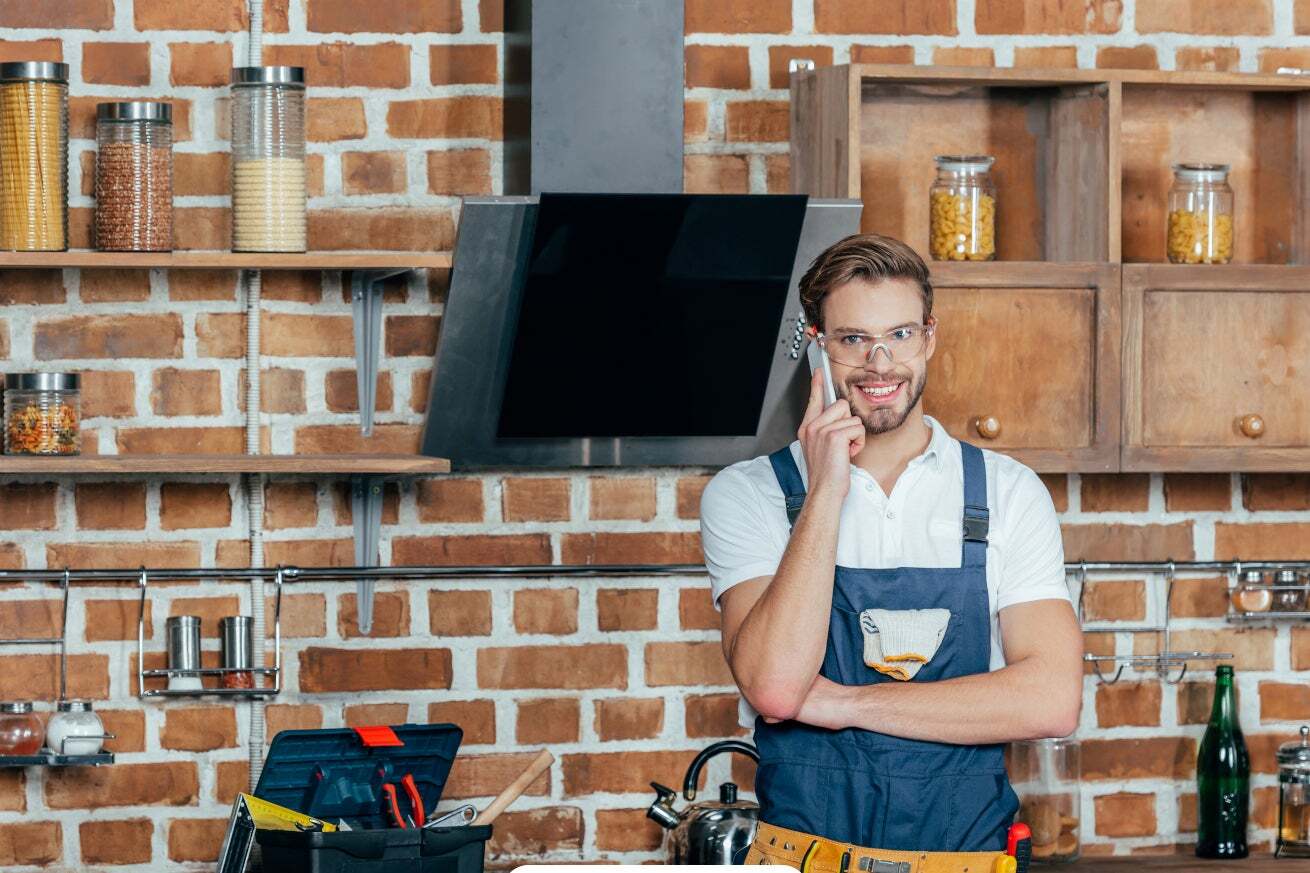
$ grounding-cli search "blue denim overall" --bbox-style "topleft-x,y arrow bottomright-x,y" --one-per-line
752,440 -> 1018,852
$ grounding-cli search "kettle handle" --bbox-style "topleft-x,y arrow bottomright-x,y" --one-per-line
682,739 -> 759,801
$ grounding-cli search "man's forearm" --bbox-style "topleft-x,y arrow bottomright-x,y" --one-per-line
728,487 -> 844,718
798,658 -> 1081,745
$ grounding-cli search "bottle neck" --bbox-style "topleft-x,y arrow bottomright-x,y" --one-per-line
1209,675 -> 1238,727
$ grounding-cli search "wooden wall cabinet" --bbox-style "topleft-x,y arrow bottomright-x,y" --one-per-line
1123,265 -> 1310,471
792,63 -> 1310,472
926,263 -> 1120,472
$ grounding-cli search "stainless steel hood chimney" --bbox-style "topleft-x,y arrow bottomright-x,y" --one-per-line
503,0 -> 684,194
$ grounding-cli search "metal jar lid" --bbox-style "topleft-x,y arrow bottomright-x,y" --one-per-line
1277,569 -> 1301,584
0,701 -> 33,714
1241,569 -> 1266,585
231,66 -> 305,87
0,61 -> 69,83
55,699 -> 93,713
1280,726 -> 1310,766
4,372 -> 80,391
1173,162 -> 1230,183
96,101 -> 172,123
934,154 -> 995,174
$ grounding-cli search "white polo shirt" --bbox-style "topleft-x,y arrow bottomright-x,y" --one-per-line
699,416 -> 1071,726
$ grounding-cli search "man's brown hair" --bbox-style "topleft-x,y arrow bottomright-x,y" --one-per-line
798,233 -> 932,330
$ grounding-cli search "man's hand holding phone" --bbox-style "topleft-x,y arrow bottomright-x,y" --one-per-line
798,368 -> 864,502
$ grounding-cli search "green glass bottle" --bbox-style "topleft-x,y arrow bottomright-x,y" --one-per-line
1196,665 -> 1249,859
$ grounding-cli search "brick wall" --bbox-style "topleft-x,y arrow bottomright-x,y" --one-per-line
2,0 -> 1310,867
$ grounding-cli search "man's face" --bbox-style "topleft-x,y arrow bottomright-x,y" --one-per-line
819,277 -> 936,436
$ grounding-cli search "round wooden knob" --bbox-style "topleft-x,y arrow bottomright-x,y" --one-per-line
973,415 -> 1001,440
1238,414 -> 1265,439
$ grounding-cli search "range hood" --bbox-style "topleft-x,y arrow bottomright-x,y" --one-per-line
419,0 -> 860,468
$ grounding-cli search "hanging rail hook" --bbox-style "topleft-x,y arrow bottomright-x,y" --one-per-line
58,567 -> 70,702
1158,560 -> 1177,681
1089,658 -> 1125,686
136,567 -> 149,699
1075,562 -> 1089,623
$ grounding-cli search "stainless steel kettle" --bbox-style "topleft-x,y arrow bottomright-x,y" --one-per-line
647,739 -> 760,863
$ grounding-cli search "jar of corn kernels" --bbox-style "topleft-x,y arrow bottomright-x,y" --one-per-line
929,155 -> 996,261
1167,163 -> 1233,264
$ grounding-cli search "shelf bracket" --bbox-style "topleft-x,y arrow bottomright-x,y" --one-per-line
351,474 -> 385,635
347,268 -> 409,437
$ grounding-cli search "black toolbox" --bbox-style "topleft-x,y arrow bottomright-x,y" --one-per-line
253,723 -> 491,873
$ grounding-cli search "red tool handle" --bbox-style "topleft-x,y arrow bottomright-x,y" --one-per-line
382,783 -> 407,829
401,773 -> 425,827
1006,823 -> 1031,873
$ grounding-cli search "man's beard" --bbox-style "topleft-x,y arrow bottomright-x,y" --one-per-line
847,370 -> 926,435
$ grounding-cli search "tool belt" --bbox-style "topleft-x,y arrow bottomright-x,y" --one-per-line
746,822 -> 1021,873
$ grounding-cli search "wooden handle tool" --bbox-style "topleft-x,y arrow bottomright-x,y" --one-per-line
472,749 -> 554,826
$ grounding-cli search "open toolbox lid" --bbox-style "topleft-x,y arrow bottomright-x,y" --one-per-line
254,723 -> 464,830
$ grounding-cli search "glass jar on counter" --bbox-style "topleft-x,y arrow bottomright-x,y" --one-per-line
1231,569 -> 1272,614
929,155 -> 996,261
3,372 -> 80,455
45,700 -> 105,756
94,101 -> 173,252
1167,163 -> 1233,264
231,65 -> 306,252
1272,569 -> 1308,613
0,701 -> 43,755
1278,726 -> 1310,857
0,62 -> 68,251
1010,738 -> 1080,863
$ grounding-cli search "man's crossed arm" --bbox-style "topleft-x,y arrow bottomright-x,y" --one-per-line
722,585 -> 1083,744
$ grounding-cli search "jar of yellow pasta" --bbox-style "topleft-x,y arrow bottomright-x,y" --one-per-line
1167,163 -> 1233,264
929,155 -> 996,261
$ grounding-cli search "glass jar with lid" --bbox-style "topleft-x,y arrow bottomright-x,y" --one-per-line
1167,163 -> 1233,264
929,155 -> 996,261
1273,569 -> 1307,613
1231,569 -> 1273,614
1278,726 -> 1310,857
1009,738 -> 1080,863
3,372 -> 80,455
0,701 -> 43,755
94,101 -> 173,252
45,700 -> 106,756
231,65 -> 306,252
0,61 -> 68,251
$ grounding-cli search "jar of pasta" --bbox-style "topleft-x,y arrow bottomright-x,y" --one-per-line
4,372 -> 80,455
1167,163 -> 1233,264
0,62 -> 68,251
94,101 -> 173,251
231,65 -> 306,252
929,155 -> 996,261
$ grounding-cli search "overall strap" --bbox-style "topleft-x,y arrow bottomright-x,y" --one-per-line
768,445 -> 807,530
959,440 -> 990,568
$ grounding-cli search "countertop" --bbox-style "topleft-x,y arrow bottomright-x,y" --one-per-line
1073,855 -> 1295,871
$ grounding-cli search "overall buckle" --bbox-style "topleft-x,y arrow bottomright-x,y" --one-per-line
962,504 -> 990,543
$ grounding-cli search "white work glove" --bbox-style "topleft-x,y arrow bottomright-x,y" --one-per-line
858,608 -> 951,681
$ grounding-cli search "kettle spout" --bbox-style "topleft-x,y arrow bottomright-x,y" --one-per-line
646,781 -> 680,830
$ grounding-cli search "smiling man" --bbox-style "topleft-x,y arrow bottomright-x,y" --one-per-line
700,234 -> 1082,871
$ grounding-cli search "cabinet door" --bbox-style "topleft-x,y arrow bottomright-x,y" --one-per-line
1124,265 -> 1310,470
924,263 -> 1120,472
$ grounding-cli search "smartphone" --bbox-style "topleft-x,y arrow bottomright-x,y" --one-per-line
806,339 -> 838,406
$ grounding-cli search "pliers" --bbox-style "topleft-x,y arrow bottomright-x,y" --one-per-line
382,774 -> 426,828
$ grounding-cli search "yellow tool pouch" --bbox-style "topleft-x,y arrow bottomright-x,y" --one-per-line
747,821 -> 1015,873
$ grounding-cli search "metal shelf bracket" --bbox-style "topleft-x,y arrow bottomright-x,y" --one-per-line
348,268 -> 410,436
351,475 -> 385,634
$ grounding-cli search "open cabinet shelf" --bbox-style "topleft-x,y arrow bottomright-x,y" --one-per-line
791,64 -> 1310,266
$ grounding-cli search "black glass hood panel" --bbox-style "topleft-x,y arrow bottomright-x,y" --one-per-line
496,192 -> 808,439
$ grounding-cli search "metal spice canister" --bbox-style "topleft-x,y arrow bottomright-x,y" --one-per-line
0,62 -> 68,251
231,66 -> 306,252
94,101 -> 173,251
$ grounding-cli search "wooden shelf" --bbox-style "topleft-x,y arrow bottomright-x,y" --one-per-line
0,250 -> 452,270
0,454 -> 451,475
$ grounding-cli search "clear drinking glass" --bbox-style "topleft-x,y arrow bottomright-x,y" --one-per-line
1010,738 -> 1081,863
